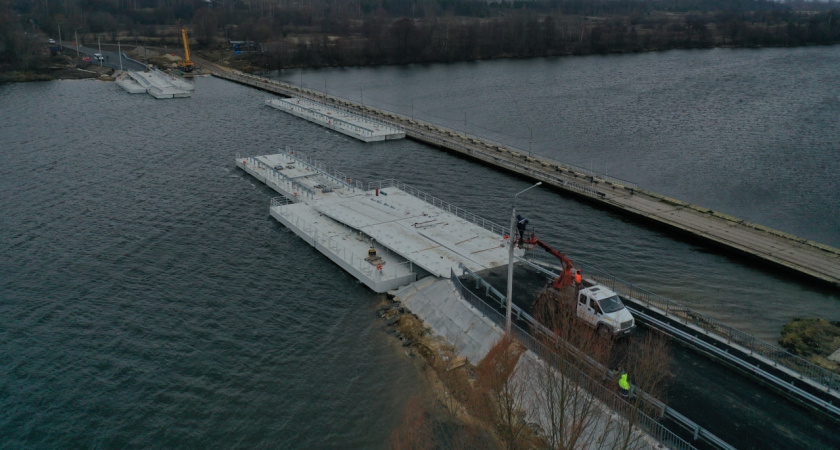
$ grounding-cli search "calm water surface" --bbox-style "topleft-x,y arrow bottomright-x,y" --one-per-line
1,46 -> 838,447
276,46 -> 840,248
1,80 -> 423,447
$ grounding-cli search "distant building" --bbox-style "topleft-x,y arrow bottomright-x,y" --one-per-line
228,40 -> 256,51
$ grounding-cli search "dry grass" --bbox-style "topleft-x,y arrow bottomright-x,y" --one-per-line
381,297 -> 541,449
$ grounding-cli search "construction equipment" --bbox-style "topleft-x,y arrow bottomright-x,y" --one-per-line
519,234 -> 580,289
523,233 -> 635,337
177,20 -> 194,73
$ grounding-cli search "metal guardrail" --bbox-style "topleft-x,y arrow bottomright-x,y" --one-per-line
236,152 -> 318,200
522,250 -> 840,414
450,269 -> 699,450
633,305 -> 840,419
267,99 -> 382,137
276,147 -> 359,192
367,179 -> 509,237
577,263 -> 840,395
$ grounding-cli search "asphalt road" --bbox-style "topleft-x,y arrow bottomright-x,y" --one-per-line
466,264 -> 840,450
62,43 -> 146,71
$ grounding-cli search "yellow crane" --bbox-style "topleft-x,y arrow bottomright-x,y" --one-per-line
178,20 -> 194,73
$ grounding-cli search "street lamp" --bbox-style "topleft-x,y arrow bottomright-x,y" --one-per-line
74,28 -> 83,57
505,181 -> 542,334
57,22 -> 64,50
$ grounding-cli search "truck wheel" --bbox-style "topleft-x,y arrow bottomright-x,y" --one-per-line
597,325 -> 610,338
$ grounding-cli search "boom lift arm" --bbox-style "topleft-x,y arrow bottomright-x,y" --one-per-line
521,235 -> 580,289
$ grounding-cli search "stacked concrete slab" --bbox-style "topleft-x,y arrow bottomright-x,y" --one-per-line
118,69 -> 192,98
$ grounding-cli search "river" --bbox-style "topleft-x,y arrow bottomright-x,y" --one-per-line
1,46 -> 838,447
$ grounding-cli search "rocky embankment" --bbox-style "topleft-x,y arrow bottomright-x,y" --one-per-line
377,295 -> 540,448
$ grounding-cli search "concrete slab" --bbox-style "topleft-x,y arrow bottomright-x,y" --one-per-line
395,278 -> 504,365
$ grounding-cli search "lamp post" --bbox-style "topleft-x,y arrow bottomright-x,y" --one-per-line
97,35 -> 102,66
57,22 -> 64,50
505,181 -> 542,334
74,28 -> 81,57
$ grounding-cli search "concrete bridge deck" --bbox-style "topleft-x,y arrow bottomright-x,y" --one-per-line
203,62 -> 840,288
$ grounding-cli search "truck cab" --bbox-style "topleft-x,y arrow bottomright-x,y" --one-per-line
576,285 -> 635,337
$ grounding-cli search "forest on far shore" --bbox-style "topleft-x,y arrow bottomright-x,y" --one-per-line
2,0 -> 839,74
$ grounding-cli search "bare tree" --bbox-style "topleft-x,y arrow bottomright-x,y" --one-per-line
475,336 -> 531,449
389,396 -> 435,450
528,286 -> 672,450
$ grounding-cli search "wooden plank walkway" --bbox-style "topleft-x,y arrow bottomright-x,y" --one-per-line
200,60 -> 840,287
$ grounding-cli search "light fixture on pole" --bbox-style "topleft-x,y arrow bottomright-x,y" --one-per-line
505,181 -> 542,334
57,22 -> 64,50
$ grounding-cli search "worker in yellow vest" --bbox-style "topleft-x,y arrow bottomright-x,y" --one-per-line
618,372 -> 630,397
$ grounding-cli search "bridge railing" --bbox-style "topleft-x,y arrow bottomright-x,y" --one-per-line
236,152 -> 318,200
277,147 -> 357,192
523,251 -> 840,394
266,99 -> 378,136
450,269 -> 698,450
367,179 -> 509,237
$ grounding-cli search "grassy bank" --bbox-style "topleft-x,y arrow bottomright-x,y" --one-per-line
779,318 -> 840,374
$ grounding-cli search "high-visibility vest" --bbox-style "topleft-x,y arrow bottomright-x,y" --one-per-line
619,374 -> 630,390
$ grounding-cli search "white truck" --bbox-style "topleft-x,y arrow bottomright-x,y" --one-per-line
521,234 -> 636,338
576,284 -> 635,337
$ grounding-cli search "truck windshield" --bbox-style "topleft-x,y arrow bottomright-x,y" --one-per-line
599,295 -> 625,313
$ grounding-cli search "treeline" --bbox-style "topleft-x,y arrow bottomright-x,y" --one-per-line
3,0 -> 839,72
261,7 -> 839,69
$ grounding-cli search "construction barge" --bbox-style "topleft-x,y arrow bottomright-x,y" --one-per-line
236,148 -> 511,292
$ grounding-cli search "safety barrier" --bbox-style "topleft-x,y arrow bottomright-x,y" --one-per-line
523,251 -> 840,396
236,152 -> 318,200
267,99 -> 379,137
584,264 -> 840,394
276,147 -> 358,192
450,270 -> 701,450
269,97 -> 401,135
